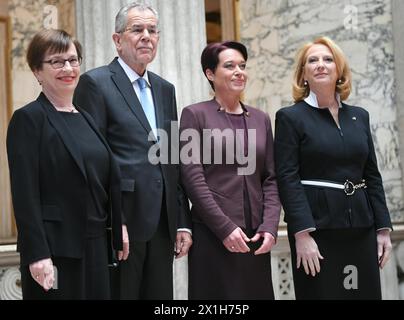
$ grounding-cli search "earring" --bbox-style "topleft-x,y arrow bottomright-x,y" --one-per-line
304,80 -> 308,87
37,79 -> 42,86
337,79 -> 342,84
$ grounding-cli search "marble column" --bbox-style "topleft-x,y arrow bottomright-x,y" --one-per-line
392,0 -> 404,203
75,0 -> 124,72
75,0 -> 210,112
391,0 -> 404,296
75,0 -> 210,300
380,250 -> 399,299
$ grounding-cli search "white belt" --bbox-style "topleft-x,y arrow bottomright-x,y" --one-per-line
301,179 -> 367,196
301,180 -> 345,189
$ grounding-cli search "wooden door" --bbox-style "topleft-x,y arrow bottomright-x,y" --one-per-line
0,16 -> 15,242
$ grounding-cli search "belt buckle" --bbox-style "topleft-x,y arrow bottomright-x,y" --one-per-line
344,180 -> 355,195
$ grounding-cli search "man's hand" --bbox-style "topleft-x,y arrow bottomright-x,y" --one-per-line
29,258 -> 54,291
175,231 -> 192,259
118,224 -> 130,261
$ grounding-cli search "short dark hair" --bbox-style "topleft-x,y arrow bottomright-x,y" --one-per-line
26,29 -> 82,72
201,41 -> 248,90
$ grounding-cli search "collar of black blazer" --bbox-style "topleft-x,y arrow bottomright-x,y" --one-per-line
38,92 -> 88,181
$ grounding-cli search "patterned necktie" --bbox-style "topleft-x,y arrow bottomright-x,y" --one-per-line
136,77 -> 158,139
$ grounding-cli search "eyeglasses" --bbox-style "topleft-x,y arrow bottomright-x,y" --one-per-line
124,25 -> 160,37
42,57 -> 82,69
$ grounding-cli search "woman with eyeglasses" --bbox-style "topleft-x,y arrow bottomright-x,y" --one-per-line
274,36 -> 392,299
6,29 -> 129,299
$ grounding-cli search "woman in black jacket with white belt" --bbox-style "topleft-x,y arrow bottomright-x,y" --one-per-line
274,36 -> 392,299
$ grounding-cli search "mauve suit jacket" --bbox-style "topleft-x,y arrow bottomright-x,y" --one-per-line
180,99 -> 281,241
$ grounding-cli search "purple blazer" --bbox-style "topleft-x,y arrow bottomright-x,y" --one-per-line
180,99 -> 281,241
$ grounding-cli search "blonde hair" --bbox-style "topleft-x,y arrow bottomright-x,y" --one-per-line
292,36 -> 352,102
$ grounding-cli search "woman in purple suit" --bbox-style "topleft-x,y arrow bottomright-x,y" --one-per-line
180,41 -> 281,299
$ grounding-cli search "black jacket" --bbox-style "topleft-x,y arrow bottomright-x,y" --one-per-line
274,100 -> 392,235
7,93 -> 123,266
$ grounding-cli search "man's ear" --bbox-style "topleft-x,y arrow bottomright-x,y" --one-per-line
112,33 -> 121,50
205,69 -> 214,82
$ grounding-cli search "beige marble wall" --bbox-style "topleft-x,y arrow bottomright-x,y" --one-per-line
0,0 -> 8,15
393,0 -> 404,214
240,0 -> 404,223
9,0 -> 75,111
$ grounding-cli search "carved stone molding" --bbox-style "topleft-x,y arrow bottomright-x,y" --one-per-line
0,267 -> 21,300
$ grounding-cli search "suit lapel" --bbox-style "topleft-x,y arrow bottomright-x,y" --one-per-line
242,103 -> 253,132
240,102 -> 255,144
148,72 -> 167,134
109,59 -> 153,136
38,93 -> 88,181
78,107 -> 109,153
79,108 -> 116,185
209,98 -> 232,130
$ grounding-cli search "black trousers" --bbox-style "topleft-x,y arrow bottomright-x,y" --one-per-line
21,234 -> 110,300
112,210 -> 174,300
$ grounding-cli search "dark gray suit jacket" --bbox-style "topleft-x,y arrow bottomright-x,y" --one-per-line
74,58 -> 190,242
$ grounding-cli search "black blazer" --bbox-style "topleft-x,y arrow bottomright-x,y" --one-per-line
7,93 -> 123,266
274,101 -> 392,235
74,58 -> 191,242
